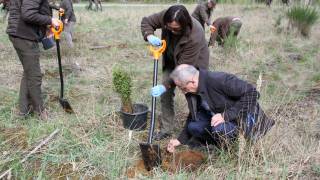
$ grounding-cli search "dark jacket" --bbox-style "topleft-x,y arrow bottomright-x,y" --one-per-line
60,0 -> 76,22
192,3 -> 213,28
178,69 -> 275,144
6,0 -> 52,41
141,9 -> 209,88
209,16 -> 241,46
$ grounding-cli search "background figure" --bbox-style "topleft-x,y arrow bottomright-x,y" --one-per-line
0,0 -> 9,21
282,0 -> 289,5
266,0 -> 272,7
192,0 -> 216,29
6,0 -> 61,119
60,0 -> 76,48
87,0 -> 102,11
208,16 -> 242,47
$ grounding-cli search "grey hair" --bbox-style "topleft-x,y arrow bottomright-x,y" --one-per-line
170,64 -> 198,84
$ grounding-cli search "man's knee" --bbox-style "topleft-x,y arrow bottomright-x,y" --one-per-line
212,122 -> 238,138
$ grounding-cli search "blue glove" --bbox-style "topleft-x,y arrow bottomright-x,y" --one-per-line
147,35 -> 161,46
151,85 -> 166,97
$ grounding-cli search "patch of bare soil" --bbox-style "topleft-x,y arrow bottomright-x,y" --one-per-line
126,150 -> 206,178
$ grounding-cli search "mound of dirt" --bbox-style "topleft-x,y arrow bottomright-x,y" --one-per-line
126,150 -> 206,178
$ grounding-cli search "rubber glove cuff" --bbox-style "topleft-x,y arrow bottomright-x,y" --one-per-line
151,85 -> 166,97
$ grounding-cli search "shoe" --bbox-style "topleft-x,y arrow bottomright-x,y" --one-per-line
15,106 -> 33,119
37,109 -> 48,121
153,131 -> 171,141
186,137 -> 204,149
186,137 -> 216,152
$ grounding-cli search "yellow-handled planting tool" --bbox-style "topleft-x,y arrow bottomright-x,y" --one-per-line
52,9 -> 74,113
140,40 -> 166,171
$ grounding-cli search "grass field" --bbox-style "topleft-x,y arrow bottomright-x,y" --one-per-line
0,3 -> 320,179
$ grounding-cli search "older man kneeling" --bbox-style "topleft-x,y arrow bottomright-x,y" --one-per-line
164,64 -> 274,153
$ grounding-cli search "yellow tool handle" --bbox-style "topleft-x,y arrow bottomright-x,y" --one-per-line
149,40 -> 167,60
51,21 -> 64,40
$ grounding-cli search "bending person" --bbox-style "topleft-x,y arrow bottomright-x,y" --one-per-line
208,16 -> 242,47
141,5 -> 209,140
166,64 -> 275,152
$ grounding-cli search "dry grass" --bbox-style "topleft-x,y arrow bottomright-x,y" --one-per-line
0,3 -> 319,179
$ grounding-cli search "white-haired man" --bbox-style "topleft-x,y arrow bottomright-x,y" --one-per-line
164,64 -> 274,153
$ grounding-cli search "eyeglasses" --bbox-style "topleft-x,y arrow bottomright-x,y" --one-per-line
176,81 -> 193,92
165,25 -> 182,33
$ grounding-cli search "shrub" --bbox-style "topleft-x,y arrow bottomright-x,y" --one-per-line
286,6 -> 319,37
112,67 -> 133,113
224,28 -> 240,49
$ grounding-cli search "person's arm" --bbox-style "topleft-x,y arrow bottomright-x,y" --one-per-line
208,20 -> 218,46
49,3 -> 59,10
218,74 -> 259,121
199,5 -> 209,26
21,0 -> 52,25
207,9 -> 213,26
61,0 -> 72,21
141,10 -> 166,41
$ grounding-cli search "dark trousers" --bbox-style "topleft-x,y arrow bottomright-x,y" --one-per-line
63,21 -> 75,48
187,110 -> 238,146
9,36 -> 44,115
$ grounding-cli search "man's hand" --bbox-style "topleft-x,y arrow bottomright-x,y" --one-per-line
64,19 -> 68,24
167,139 -> 181,153
211,113 -> 225,127
209,25 -> 217,33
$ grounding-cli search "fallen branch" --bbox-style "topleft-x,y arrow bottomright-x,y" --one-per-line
0,129 -> 60,179
89,45 -> 112,50
89,43 -> 127,50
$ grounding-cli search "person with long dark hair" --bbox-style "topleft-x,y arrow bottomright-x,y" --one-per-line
141,5 -> 209,140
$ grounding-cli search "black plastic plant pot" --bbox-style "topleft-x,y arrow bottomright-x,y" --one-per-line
120,103 -> 148,131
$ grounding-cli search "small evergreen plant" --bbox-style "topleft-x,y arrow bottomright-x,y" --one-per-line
112,67 -> 133,113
